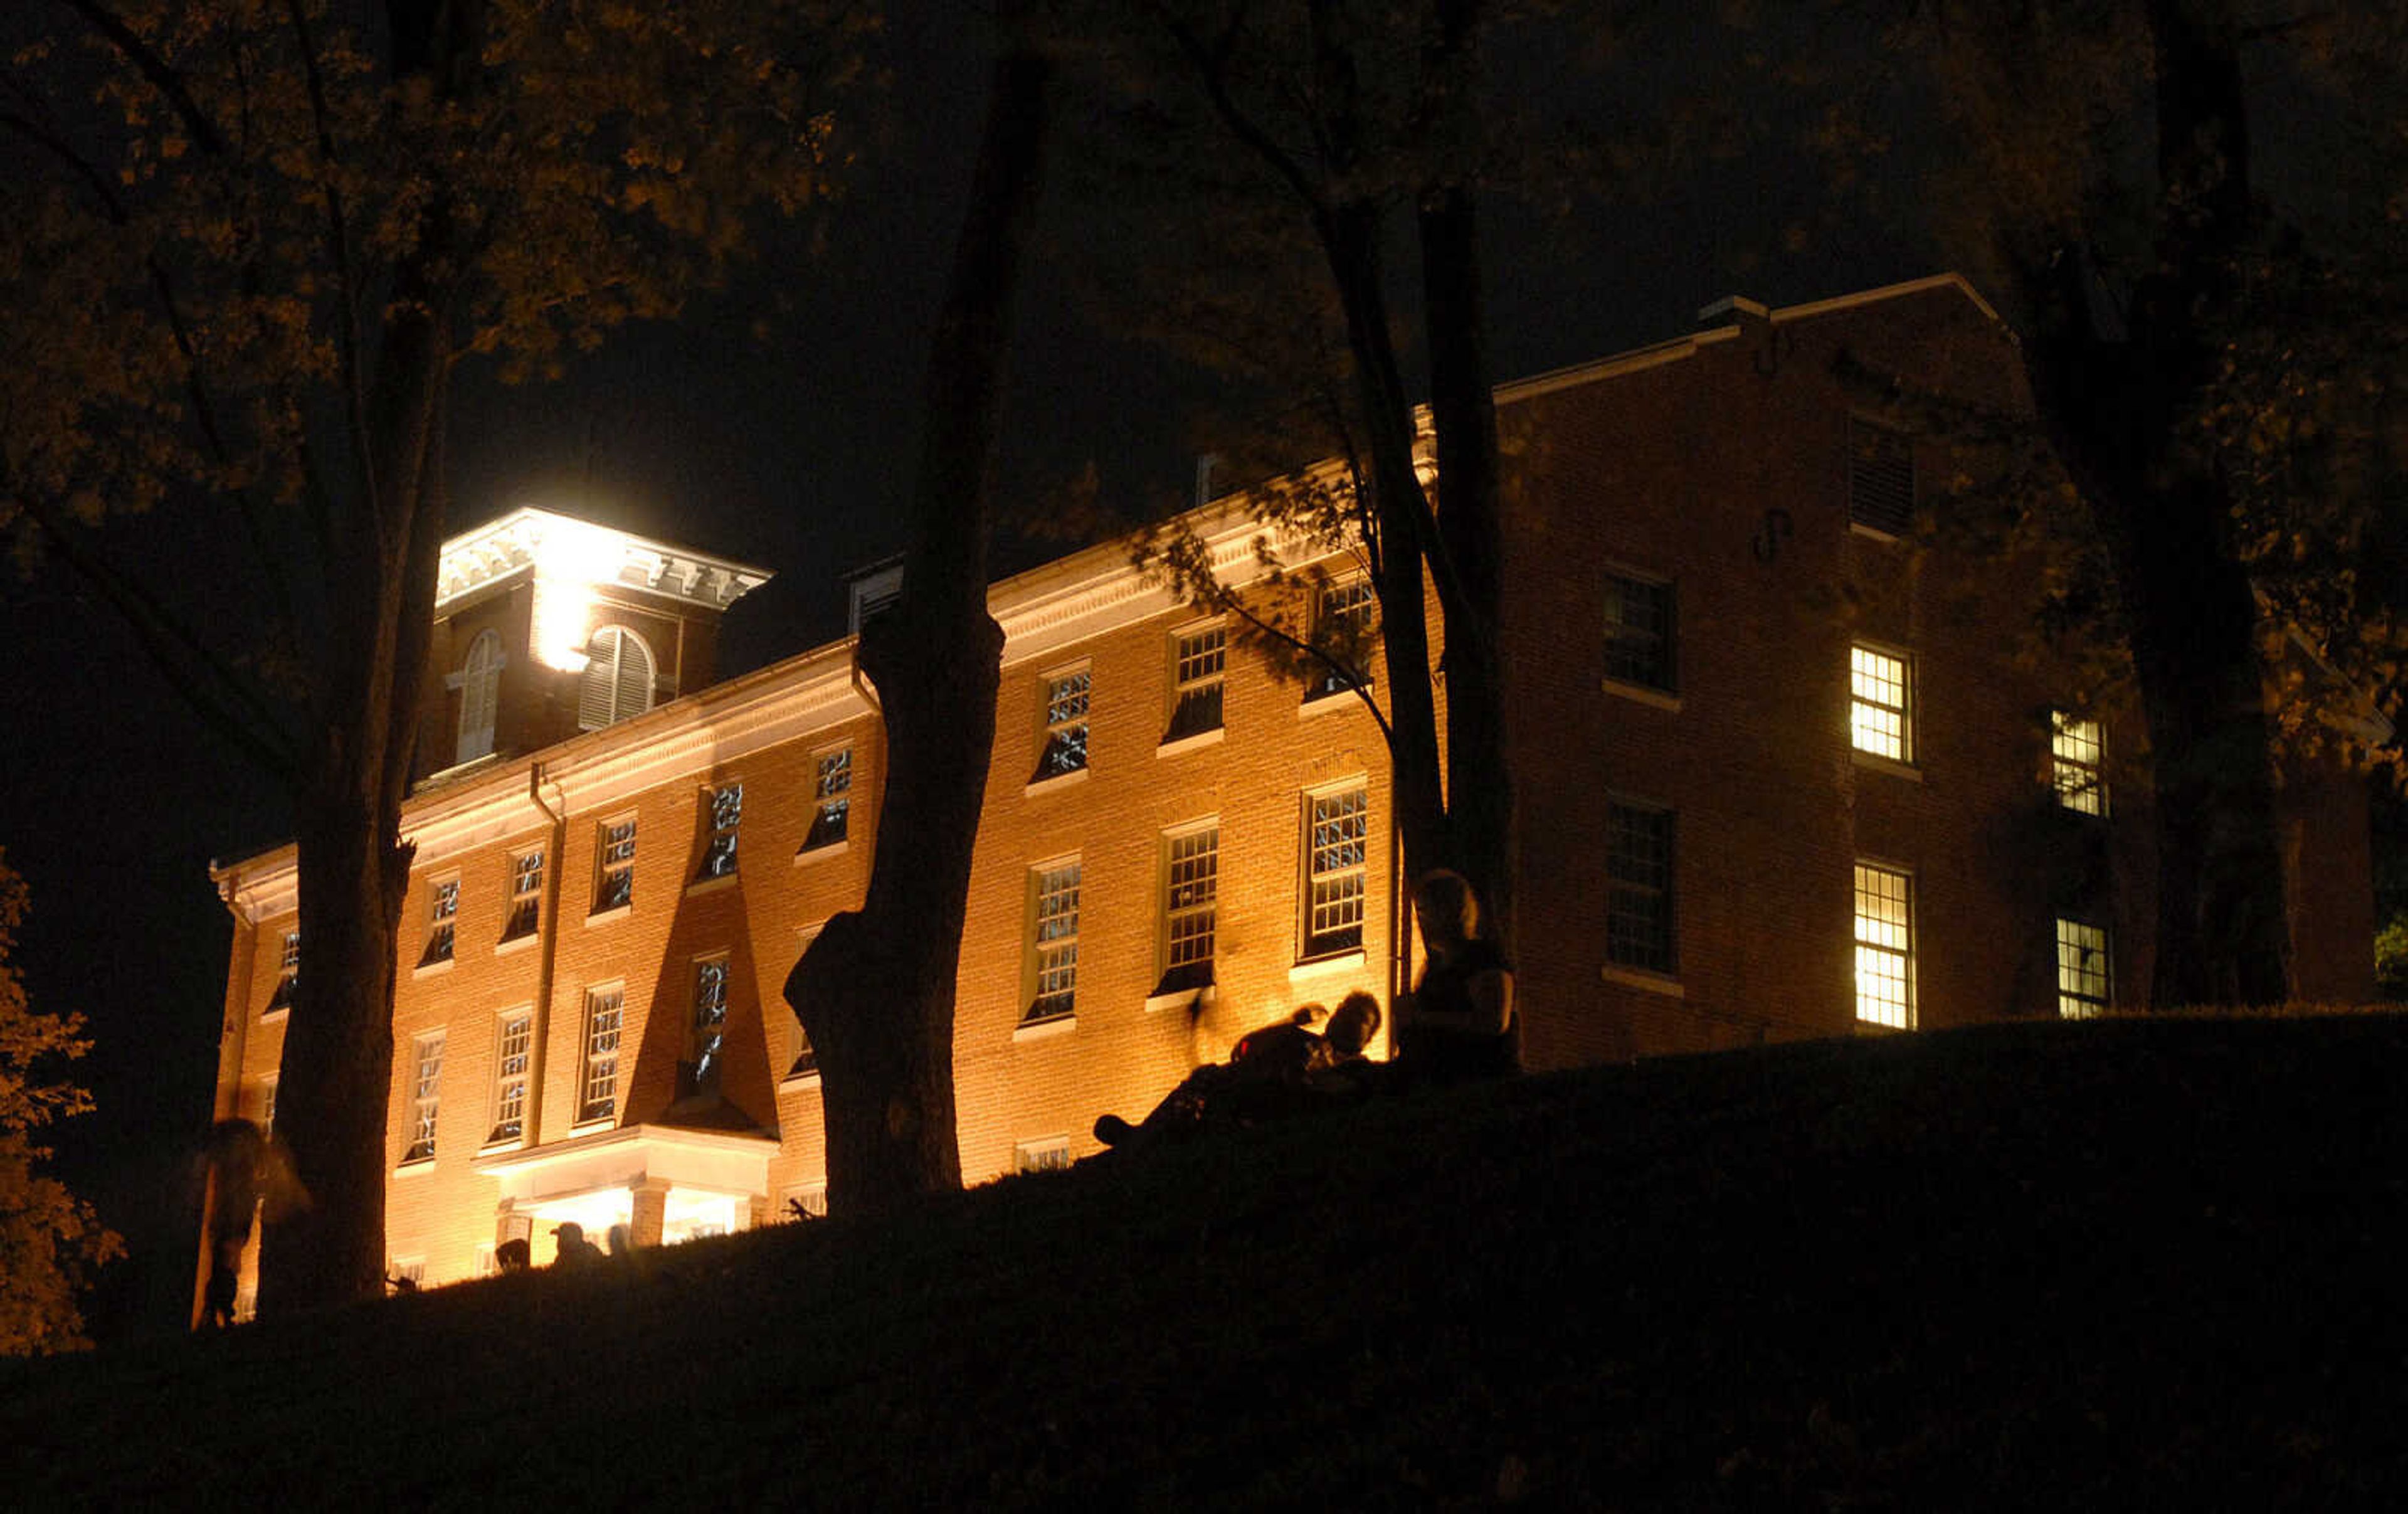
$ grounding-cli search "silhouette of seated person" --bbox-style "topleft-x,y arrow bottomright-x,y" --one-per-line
1393,869 -> 1518,1086
1092,992 -> 1383,1151
551,1221 -> 605,1268
494,1238 -> 532,1273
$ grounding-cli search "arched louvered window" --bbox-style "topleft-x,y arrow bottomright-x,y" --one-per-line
579,625 -> 656,730
453,629 -> 504,765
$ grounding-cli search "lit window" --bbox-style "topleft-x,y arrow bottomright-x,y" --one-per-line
681,958 -> 730,1099
594,818 -> 636,913
1603,573 -> 1675,692
578,988 -> 624,1123
784,1183 -> 829,1221
697,783 -> 743,879
1033,668 -> 1091,781
2051,711 -> 2106,815
266,930 -> 298,1015
1025,860 -> 1081,1024
1852,863 -> 1914,1029
1606,802 -> 1676,975
453,628 -> 504,765
502,850 -> 543,942
1849,419 -> 1914,537
2056,919 -> 2111,1019
1164,625 -> 1227,743
403,1032 -> 445,1163
578,624 -> 656,730
1016,1137 -> 1070,1173
1850,645 -> 1913,763
488,1011 -> 531,1145
417,878 -> 458,968
1158,823 -> 1219,995
803,748 -> 852,852
1307,578 -> 1377,700
1303,786 -> 1369,960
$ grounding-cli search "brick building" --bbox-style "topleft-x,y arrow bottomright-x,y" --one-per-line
201,274 -> 2377,1304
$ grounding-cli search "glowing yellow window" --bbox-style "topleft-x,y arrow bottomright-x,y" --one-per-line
1850,645 -> 1912,763
1852,863 -> 1914,1029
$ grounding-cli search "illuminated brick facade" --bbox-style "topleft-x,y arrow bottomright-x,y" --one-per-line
202,275 -> 2377,1301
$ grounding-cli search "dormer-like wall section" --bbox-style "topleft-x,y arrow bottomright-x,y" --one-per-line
415,508 -> 772,786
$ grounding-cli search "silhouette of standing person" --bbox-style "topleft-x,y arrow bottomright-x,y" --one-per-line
551,1222 -> 603,1267
198,1118 -> 265,1328
1393,870 -> 1518,1086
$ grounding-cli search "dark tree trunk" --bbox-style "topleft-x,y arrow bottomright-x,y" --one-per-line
785,20 -> 1050,1217
2007,0 -> 2289,1005
1416,0 -> 1512,945
257,0 -> 467,1311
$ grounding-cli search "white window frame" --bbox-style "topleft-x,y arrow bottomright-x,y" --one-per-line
2051,710 -> 2107,816
501,848 -> 544,945
1301,781 -> 1370,962
1032,662 -> 1092,784
402,1030 -> 445,1165
1157,820 -> 1220,997
1849,643 -> 1914,765
1163,620 -> 1227,746
1852,862 -> 1915,1030
578,985 -> 625,1125
593,815 -> 638,916
1015,1136 -> 1071,1174
2056,918 -> 2111,1019
1023,857 -> 1082,1025
1305,576 -> 1377,702
487,1009 -> 532,1147
578,623 -> 657,730
696,781 -> 744,881
450,627 -> 504,765
416,874 -> 459,970
265,929 -> 298,1017
800,746 -> 853,854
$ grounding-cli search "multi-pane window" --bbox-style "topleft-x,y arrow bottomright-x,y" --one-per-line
697,783 -> 743,879
1158,824 -> 1220,994
1849,418 -> 1915,536
1164,625 -> 1227,743
1303,786 -> 1370,959
1033,669 -> 1091,781
784,1183 -> 829,1221
502,850 -> 544,942
1606,802 -> 1677,974
2056,919 -> 2111,1019
578,624 -> 655,730
578,988 -> 625,1124
418,878 -> 458,968
1852,863 -> 1914,1029
454,628 -> 503,765
1016,1138 -> 1071,1174
488,1011 -> 532,1145
1849,645 -> 1913,763
594,818 -> 637,913
1603,573 -> 1676,693
403,1032 -> 445,1163
1307,578 -> 1377,699
267,930 -> 298,1015
2051,711 -> 2106,815
682,958 -> 730,1099
803,748 -> 852,851
1025,860 -> 1082,1024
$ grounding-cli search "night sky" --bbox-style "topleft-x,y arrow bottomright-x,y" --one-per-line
4,4 -> 1968,1338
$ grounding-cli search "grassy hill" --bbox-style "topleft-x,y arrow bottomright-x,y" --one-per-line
6,1015 -> 2406,1508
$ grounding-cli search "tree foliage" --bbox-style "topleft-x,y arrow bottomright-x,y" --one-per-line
0,0 -> 863,1308
0,850 -> 124,1356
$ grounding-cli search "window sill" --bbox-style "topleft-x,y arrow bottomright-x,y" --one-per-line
569,1116 -> 616,1134
1156,726 -> 1225,759
1600,678 -> 1682,713
795,839 -> 851,865
778,1069 -> 823,1094
1024,767 -> 1090,798
1144,984 -> 1214,1015
1601,963 -> 1686,998
393,1158 -> 436,1179
1852,1016 -> 1911,1035
1299,687 -> 1372,719
412,958 -> 455,980
478,1136 -> 526,1158
685,872 -> 739,898
495,931 -> 539,956
1290,948 -> 1367,984
1013,1014 -> 1077,1043
1849,519 -> 1904,544
260,1007 -> 289,1024
1851,750 -> 1922,783
584,904 -> 633,928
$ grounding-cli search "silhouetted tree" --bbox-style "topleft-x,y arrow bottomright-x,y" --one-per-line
0,0 -> 859,1307
783,6 -> 1054,1215
0,850 -> 124,1354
